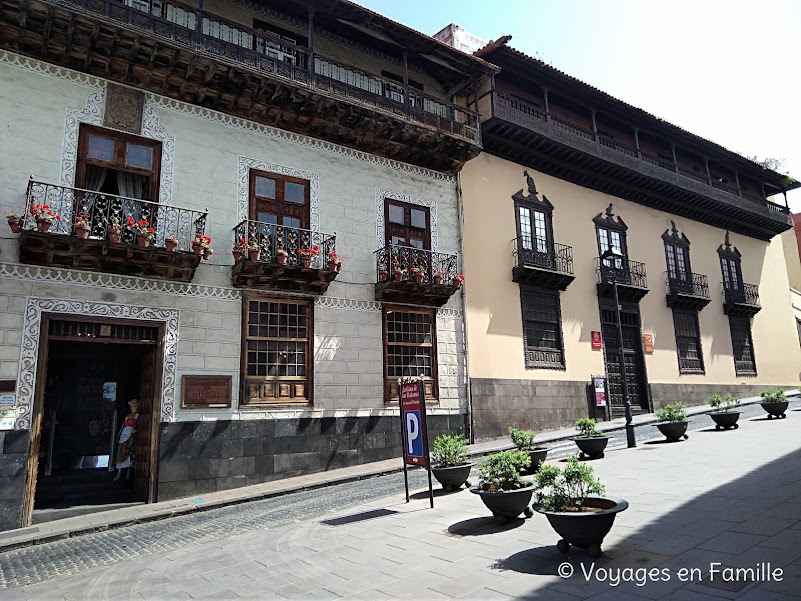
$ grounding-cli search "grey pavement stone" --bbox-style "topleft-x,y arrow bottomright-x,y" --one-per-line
697,531 -> 768,555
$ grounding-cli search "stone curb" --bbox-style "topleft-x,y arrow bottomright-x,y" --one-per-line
1,390 -> 795,553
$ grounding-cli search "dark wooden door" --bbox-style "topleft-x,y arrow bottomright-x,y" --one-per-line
385,199 -> 430,250
601,306 -> 649,414
133,346 -> 158,502
249,170 -> 309,229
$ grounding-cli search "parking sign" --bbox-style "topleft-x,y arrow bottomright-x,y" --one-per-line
400,381 -> 425,465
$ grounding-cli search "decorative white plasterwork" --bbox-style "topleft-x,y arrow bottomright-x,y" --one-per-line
59,86 -> 175,208
237,156 -> 319,230
315,297 -> 381,312
437,308 -> 463,319
15,299 -> 179,430
1,49 -> 454,183
375,188 -> 439,252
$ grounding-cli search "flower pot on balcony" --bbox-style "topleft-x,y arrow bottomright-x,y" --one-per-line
302,258 -> 312,268
249,248 -> 261,262
232,249 -> 243,263
192,243 -> 204,256
108,229 -> 121,244
7,218 -> 22,233
137,234 -> 151,248
277,253 -> 288,265
328,260 -> 339,271
75,225 -> 91,239
394,270 -> 403,282
36,219 -> 51,233
165,237 -> 178,252
379,268 -> 388,281
433,275 -> 442,285
452,278 -> 463,289
203,248 -> 213,260
414,273 -> 424,284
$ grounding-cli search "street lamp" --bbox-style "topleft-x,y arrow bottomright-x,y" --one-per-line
600,247 -> 637,448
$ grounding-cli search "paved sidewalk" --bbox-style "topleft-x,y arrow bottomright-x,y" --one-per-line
1,391 -> 794,552
5,401 -> 801,600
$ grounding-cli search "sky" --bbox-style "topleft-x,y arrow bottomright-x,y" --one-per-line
357,0 -> 801,212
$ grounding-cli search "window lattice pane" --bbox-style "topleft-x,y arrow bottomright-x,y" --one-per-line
729,316 -> 755,375
521,289 -> 563,367
673,310 -> 703,373
384,311 -> 436,395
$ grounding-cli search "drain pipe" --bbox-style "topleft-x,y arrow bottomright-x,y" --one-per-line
456,172 -> 475,443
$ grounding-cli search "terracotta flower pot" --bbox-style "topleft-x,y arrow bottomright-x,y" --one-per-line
203,248 -> 212,260
433,276 -> 442,285
394,270 -> 403,282
7,219 -> 21,233
414,273 -> 424,284
108,230 -> 121,243
249,249 -> 261,261
328,260 -> 338,272
277,253 -> 288,265
36,219 -> 51,233
165,237 -> 179,252
75,225 -> 91,239
232,249 -> 243,263
137,234 -> 151,248
379,269 -> 388,282
452,278 -> 463,289
192,243 -> 204,256
302,258 -> 312,268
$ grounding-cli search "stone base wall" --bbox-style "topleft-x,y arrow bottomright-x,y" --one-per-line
649,383 -> 795,410
0,430 -> 30,532
470,378 -> 589,441
156,414 -> 464,500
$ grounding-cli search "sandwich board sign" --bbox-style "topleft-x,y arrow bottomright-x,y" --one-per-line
399,379 -> 434,508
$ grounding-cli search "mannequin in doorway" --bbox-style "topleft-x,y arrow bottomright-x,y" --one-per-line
113,399 -> 139,482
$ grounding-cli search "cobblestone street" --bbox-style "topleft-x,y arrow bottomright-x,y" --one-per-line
3,399 -> 801,600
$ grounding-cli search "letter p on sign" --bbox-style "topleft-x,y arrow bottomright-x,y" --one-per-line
404,410 -> 424,462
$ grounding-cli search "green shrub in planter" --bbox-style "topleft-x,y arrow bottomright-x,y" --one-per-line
478,450 -> 530,492
533,454 -> 605,512
655,402 -> 688,423
575,417 -> 603,437
508,427 -> 537,451
431,434 -> 469,468
760,389 -> 787,403
709,395 -> 740,412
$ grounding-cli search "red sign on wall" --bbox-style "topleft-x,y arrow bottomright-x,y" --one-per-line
591,331 -> 602,350
643,334 -> 654,354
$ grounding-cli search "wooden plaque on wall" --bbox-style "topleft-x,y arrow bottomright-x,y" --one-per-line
181,375 -> 232,409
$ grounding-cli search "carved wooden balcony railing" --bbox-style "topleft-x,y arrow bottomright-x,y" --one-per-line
17,179 -> 206,282
2,0 -> 481,172
230,220 -> 338,294
488,91 -> 790,239
374,245 -> 460,307
722,282 -> 761,316
665,272 -> 711,310
595,257 -> 649,302
511,236 -> 575,290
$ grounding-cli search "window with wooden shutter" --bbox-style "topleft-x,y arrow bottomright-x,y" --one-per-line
520,286 -> 565,369
672,310 -> 704,374
728,316 -> 756,376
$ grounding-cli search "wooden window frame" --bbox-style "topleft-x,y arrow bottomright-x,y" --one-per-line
672,309 -> 705,375
248,169 -> 310,229
76,124 -> 162,202
382,305 -> 438,404
520,285 -> 565,370
728,315 -> 757,377
240,295 -> 314,407
384,199 -> 431,250
514,195 -> 554,254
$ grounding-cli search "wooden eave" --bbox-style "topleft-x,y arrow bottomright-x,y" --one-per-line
0,0 -> 482,174
511,265 -> 575,291
374,281 -> 459,307
232,261 -> 339,294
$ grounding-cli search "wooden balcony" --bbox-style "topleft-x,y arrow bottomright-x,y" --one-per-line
596,257 -> 649,302
15,180 -> 205,282
485,92 -> 791,240
722,283 -> 761,317
374,245 -> 460,307
511,236 -> 575,290
231,221 -> 338,294
665,272 -> 711,311
0,0 -> 482,174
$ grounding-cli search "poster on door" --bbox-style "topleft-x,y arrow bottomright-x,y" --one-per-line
593,377 -> 607,407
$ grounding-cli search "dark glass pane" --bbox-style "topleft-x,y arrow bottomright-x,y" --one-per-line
388,204 -> 404,224
255,176 -> 276,198
87,135 -> 115,162
285,182 -> 305,204
126,143 -> 153,169
410,209 -> 426,229
283,216 -> 300,228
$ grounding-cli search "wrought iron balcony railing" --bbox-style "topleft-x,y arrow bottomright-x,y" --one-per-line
665,272 -> 710,298
722,282 -> 760,307
596,257 -> 648,288
375,245 -> 458,284
22,179 -> 207,250
512,236 -> 574,275
51,0 -> 480,144
233,220 -> 336,269
492,91 -> 788,216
